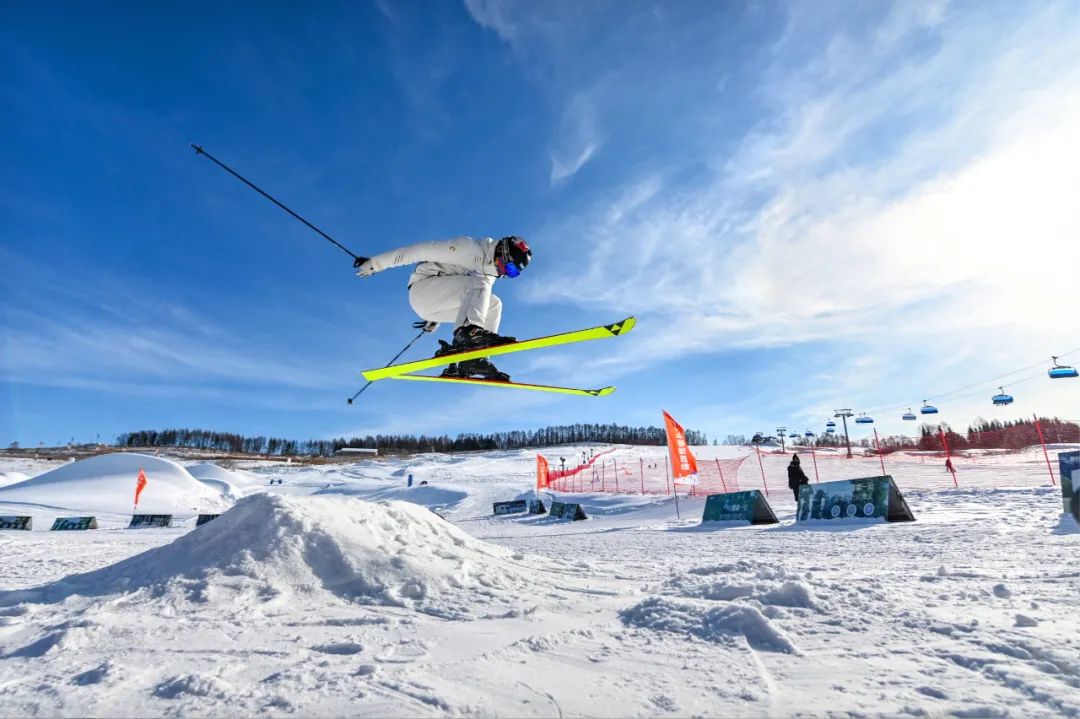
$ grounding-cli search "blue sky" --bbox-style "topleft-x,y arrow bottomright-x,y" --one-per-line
2,0 -> 1079,448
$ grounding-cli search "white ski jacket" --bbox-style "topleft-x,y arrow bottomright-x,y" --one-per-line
365,236 -> 499,287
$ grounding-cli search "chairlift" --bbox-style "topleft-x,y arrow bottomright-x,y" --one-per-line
804,430 -> 814,437
825,420 -> 836,429
826,427 -> 836,434
991,386 -> 1014,406
1048,356 -> 1079,379
920,400 -> 939,415
854,413 -> 874,425
902,409 -> 917,421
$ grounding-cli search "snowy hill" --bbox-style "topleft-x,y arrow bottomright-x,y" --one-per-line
0,453 -> 230,517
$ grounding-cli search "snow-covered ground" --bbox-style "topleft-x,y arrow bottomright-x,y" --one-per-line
0,447 -> 1076,717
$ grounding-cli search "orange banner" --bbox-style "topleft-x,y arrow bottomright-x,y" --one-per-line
536,455 -> 550,489
663,410 -> 699,483
134,468 -> 148,507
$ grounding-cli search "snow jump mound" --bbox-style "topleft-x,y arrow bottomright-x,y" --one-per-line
0,453 -> 227,515
6,494 -> 542,619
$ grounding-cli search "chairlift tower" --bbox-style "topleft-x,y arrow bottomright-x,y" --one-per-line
833,410 -> 854,458
776,427 -> 787,453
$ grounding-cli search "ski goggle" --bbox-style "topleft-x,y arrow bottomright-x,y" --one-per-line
497,257 -> 522,278
495,236 -> 530,278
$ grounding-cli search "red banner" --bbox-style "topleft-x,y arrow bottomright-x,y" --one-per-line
536,455 -> 550,489
663,410 -> 699,483
134,468 -> 148,507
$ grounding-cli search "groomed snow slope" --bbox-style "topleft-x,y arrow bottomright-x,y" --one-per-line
0,447 -> 1076,718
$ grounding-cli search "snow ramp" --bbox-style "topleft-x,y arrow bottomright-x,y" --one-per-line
0,453 -> 228,515
2,494 -> 552,620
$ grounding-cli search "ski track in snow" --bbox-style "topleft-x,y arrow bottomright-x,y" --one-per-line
0,447 -> 1076,717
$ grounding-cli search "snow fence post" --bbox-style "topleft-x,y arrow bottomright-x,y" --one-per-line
714,458 -> 727,494
809,441 -> 820,483
664,454 -> 671,494
873,429 -> 887,477
640,458 -> 645,494
1034,415 -> 1057,486
754,445 -> 769,496
613,458 -> 620,493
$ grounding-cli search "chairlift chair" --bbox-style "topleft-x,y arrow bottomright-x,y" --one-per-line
1048,356 -> 1079,379
920,400 -> 939,415
991,386 -> 1014,406
854,414 -> 874,424
902,409 -> 917,421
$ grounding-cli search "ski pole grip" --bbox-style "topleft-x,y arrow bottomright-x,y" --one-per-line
353,256 -> 370,268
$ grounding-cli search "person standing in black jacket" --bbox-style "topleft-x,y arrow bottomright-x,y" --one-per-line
788,454 -> 810,502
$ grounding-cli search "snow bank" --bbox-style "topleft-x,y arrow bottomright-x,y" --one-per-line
0,470 -> 29,488
6,494 -> 543,620
0,453 -> 227,515
620,596 -> 798,653
184,462 -> 263,499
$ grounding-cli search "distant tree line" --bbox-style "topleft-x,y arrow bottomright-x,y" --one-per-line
783,416 -> 1079,454
114,423 -> 707,457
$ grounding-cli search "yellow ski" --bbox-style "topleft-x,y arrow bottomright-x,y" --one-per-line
388,374 -> 615,397
362,317 -> 636,381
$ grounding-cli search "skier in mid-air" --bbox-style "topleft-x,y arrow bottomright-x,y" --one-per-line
355,235 -> 532,381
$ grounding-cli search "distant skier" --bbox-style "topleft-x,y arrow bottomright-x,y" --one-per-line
787,454 -> 810,502
356,236 -> 532,381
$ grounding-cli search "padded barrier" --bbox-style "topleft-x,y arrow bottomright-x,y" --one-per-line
493,499 -> 528,515
129,514 -> 173,528
1059,451 -> 1079,519
529,499 -> 547,514
797,475 -> 915,523
51,516 -> 98,531
0,516 -> 32,531
701,490 -> 778,525
548,501 -> 587,521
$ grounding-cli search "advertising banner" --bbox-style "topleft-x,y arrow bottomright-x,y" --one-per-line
701,490 -> 778,525
797,476 -> 914,523
1058,451 -> 1079,518
549,501 -> 587,521
493,500 -> 529,516
0,516 -> 32,530
128,514 -> 173,528
51,516 -> 99,531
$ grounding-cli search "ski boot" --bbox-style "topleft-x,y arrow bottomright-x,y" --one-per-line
434,323 -> 516,357
441,358 -> 510,382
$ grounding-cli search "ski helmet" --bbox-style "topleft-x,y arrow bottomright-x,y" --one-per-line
496,236 -> 531,278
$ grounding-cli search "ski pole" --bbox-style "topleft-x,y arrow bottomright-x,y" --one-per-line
190,144 -> 368,266
346,327 -> 428,404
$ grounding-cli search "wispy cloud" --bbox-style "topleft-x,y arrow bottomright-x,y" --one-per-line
0,249 -> 345,399
510,2 -> 1079,422
549,90 -> 604,183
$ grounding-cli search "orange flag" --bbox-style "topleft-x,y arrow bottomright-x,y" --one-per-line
536,455 -> 550,490
134,468 -> 148,507
662,410 -> 699,484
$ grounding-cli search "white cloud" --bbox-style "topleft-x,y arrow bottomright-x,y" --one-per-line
523,3 -> 1080,387
549,91 -> 605,183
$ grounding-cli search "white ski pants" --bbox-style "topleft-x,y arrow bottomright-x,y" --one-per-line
408,274 -> 502,332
